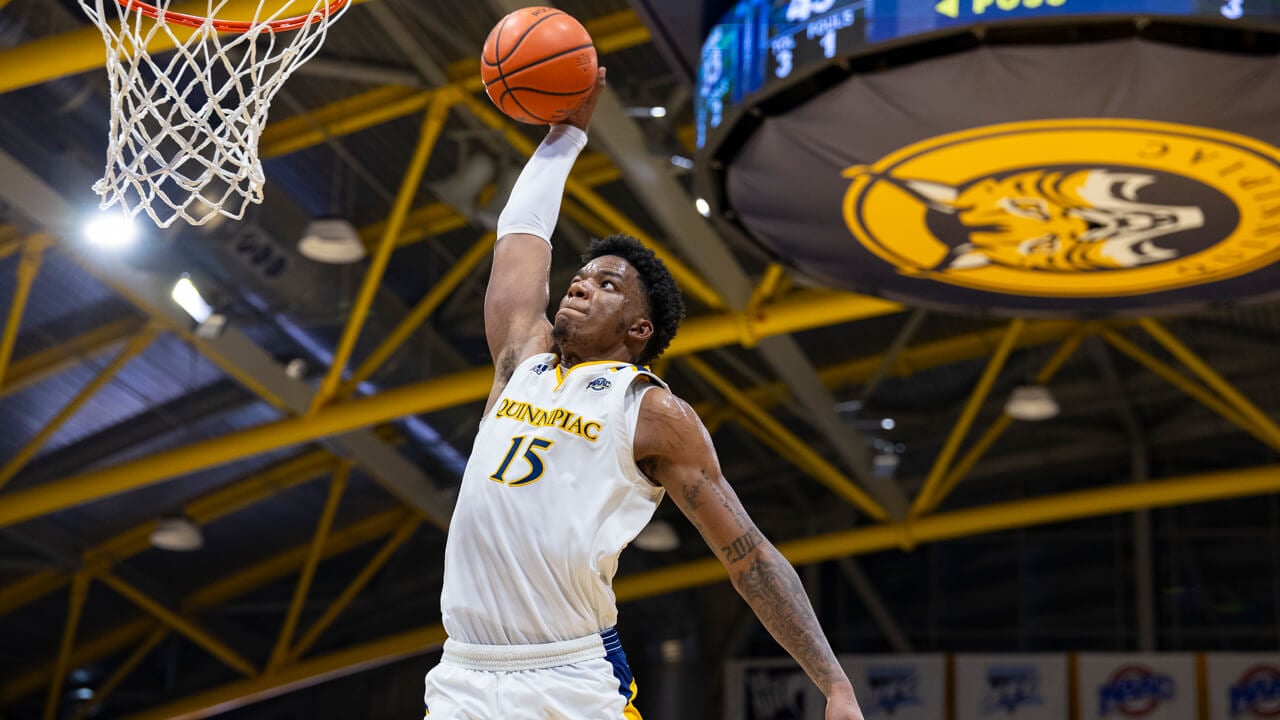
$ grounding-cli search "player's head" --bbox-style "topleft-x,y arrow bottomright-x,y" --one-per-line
553,234 -> 685,366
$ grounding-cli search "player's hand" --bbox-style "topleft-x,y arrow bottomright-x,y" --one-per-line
562,66 -> 606,132
826,685 -> 865,720
826,700 -> 865,720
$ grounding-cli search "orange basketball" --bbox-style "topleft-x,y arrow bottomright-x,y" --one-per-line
481,7 -> 598,125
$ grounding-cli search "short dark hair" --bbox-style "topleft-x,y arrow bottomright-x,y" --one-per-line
582,234 -> 686,365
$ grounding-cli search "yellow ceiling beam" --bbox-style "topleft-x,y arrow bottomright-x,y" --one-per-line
685,356 -> 888,521
0,0 -> 377,95
258,10 -> 649,159
0,449 -> 341,617
911,320 -> 1025,516
0,317 -> 149,400
0,509 -> 412,705
0,291 -> 901,529
114,462 -> 1280,720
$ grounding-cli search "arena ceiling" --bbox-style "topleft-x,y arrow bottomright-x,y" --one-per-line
0,1 -> 1277,718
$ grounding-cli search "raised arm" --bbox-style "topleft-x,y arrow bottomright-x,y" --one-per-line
484,69 -> 607,410
634,388 -> 864,720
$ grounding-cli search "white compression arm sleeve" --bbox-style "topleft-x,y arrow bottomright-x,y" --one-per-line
496,124 -> 589,246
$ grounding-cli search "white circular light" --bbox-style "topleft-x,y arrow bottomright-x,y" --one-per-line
149,516 -> 204,552
84,212 -> 137,249
1005,384 -> 1060,421
633,519 -> 680,552
880,417 -> 896,430
694,198 -> 711,217
648,106 -> 668,118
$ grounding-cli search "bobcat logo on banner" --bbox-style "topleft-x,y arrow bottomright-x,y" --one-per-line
1207,654 -> 1280,719
1077,654 -> 1196,720
841,119 -> 1280,312
956,655 -> 1068,720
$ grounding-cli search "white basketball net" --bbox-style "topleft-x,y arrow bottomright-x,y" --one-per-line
79,0 -> 350,227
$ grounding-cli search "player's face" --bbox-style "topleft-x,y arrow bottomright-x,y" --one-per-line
553,256 -> 651,358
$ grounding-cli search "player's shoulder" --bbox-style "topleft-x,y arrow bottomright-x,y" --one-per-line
637,383 -> 699,429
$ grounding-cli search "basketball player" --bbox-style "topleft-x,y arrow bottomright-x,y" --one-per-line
425,68 -> 865,720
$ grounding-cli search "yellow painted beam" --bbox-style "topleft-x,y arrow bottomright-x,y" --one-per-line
257,10 -> 649,160
43,572 -> 90,720
268,465 -> 349,670
0,328 -> 157,491
911,320 -> 1025,516
309,93 -> 454,415
0,508 -> 411,706
684,356 -> 887,521
337,232 -> 495,399
0,0 -> 377,95
455,90 -> 728,312
122,625 -> 450,720
0,234 -> 52,388
73,628 -> 168,720
614,463 -> 1280,601
353,153 -> 620,251
925,333 -> 1087,512
1101,329 -> 1280,452
0,622 -> 157,706
0,449 -> 340,618
289,519 -> 421,662
97,573 -> 257,677
0,292 -> 902,529
118,463 -> 1280,720
1138,319 -> 1280,448
0,317 -> 148,399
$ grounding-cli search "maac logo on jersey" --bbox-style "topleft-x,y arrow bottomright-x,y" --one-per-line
1230,665 -> 1280,717
587,377 -> 612,391
1098,665 -> 1174,717
842,119 -> 1280,301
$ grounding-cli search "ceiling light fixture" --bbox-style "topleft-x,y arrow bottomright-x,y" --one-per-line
149,516 -> 204,552
633,519 -> 680,552
695,197 -> 711,217
1005,384 -> 1060,421
297,217 -> 367,265
83,211 -> 137,249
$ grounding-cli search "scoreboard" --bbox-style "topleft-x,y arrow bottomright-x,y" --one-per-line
695,0 -> 1280,148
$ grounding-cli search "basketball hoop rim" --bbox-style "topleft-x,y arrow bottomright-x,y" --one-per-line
115,0 -> 350,32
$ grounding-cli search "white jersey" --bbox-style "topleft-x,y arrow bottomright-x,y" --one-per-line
440,353 -> 666,645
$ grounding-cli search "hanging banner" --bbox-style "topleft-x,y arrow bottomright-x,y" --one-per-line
1206,653 -> 1280,719
839,654 -> 946,719
724,658 -> 822,720
955,654 -> 1068,720
1077,654 -> 1197,719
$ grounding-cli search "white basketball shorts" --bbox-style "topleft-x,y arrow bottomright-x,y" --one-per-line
423,628 -> 642,719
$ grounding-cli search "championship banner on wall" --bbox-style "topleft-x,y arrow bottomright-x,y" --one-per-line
1206,653 -> 1280,719
724,658 -> 823,720
955,654 -> 1068,720
839,654 -> 945,719
1076,653 -> 1197,720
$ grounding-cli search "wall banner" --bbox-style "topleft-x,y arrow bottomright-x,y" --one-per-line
955,654 -> 1068,720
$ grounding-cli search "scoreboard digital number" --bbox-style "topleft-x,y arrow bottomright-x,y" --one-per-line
695,0 -> 1280,147
768,0 -> 872,82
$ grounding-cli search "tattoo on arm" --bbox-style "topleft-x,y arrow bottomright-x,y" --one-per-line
734,546 -> 845,696
682,469 -> 707,511
722,528 -> 763,563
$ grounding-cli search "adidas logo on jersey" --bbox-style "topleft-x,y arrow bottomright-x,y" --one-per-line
530,363 -> 551,375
